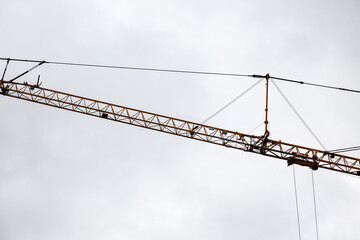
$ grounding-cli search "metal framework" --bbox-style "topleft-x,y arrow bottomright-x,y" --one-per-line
1,80 -> 359,176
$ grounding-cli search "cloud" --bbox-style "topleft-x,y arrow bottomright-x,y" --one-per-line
0,0 -> 359,239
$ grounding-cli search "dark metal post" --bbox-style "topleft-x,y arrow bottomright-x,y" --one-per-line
264,73 -> 270,135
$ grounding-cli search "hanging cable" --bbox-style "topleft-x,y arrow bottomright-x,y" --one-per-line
272,80 -> 323,239
293,165 -> 302,240
311,171 -> 320,240
1,57 -> 360,94
200,79 -> 262,125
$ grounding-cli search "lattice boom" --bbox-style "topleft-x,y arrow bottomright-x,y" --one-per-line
1,81 -> 359,176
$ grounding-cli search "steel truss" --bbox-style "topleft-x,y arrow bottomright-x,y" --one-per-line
1,81 -> 360,176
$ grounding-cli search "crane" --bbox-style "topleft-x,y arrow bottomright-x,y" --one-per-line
1,58 -> 360,176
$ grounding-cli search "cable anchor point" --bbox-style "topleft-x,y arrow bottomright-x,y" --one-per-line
23,75 -> 42,91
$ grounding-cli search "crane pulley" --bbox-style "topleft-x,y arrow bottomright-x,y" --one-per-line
1,80 -> 359,176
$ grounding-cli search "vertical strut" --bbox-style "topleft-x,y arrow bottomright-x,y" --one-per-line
1,58 -> 10,84
264,73 -> 270,135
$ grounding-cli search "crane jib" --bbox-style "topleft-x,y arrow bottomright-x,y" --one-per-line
1,81 -> 360,176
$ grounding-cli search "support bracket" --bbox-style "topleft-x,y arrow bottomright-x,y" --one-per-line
9,61 -> 46,83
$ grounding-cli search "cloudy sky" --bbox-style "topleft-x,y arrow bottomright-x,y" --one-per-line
1,0 -> 360,239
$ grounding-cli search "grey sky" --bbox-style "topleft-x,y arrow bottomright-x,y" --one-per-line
1,0 -> 360,239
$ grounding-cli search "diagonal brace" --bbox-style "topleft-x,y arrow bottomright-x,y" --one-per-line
9,61 -> 46,83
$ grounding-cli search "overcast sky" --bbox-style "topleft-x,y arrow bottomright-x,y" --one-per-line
1,0 -> 360,239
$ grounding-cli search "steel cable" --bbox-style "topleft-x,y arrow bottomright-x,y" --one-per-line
200,79 -> 263,125
1,57 -> 359,94
272,80 -> 321,239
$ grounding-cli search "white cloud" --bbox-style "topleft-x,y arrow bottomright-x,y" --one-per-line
0,0 -> 359,239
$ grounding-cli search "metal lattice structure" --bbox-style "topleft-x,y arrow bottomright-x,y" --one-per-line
1,81 -> 360,176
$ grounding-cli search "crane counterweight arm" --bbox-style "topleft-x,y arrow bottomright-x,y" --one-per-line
1,81 -> 360,176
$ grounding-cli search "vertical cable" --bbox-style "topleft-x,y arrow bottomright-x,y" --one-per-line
311,171 -> 320,240
293,165 -> 302,240
272,80 -> 321,239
